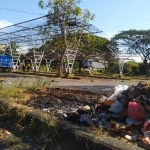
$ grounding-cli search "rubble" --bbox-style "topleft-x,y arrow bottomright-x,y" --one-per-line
21,81 -> 150,149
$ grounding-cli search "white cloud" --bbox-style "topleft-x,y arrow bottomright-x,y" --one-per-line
0,20 -> 13,28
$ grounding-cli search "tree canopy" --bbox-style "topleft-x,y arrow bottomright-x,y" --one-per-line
110,29 -> 150,76
80,34 -> 109,56
38,0 -> 96,75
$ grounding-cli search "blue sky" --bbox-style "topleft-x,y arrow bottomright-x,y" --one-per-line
0,0 -> 150,38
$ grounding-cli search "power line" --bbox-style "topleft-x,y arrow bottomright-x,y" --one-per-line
0,7 -> 44,16
0,15 -> 47,30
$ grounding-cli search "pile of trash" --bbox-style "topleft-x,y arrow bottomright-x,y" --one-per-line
62,81 -> 150,148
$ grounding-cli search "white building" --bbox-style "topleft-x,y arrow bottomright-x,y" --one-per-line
82,60 -> 105,70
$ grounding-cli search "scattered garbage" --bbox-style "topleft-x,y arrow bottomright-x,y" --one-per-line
144,131 -> 150,138
142,120 -> 150,133
125,134 -> 138,141
80,114 -> 93,126
127,101 -> 146,121
38,81 -> 150,149
126,117 -> 138,125
81,105 -> 91,111
108,84 -> 128,101
108,100 -> 124,113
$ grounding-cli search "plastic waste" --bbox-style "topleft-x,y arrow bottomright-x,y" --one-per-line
108,84 -> 128,101
128,101 -> 146,121
125,135 -> 137,141
43,108 -> 48,112
99,113 -> 107,118
58,109 -> 63,114
114,84 -> 128,93
144,131 -> 150,138
126,118 -> 138,125
108,100 -> 124,113
43,108 -> 50,113
98,118 -> 107,128
60,114 -> 68,119
81,105 -> 90,110
107,94 -> 117,101
144,137 -> 150,144
91,104 -> 95,114
119,97 -> 128,107
98,113 -> 109,128
92,117 -> 99,124
80,114 -> 93,126
98,119 -> 111,130
142,120 -> 150,133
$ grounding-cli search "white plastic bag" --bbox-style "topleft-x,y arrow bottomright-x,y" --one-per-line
114,84 -> 128,93
108,84 -> 128,101
108,100 -> 124,113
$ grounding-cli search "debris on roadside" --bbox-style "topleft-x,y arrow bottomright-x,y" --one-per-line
58,81 -> 150,149
22,81 -> 150,149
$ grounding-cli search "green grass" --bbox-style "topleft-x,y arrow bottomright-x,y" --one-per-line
0,87 -> 26,99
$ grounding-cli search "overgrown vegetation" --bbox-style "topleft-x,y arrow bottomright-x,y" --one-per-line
0,104 -> 58,150
0,78 -> 60,150
0,84 -> 26,99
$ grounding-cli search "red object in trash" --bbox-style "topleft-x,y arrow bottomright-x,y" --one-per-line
143,120 -> 150,133
127,101 -> 146,121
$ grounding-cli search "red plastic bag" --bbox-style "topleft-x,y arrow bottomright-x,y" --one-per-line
127,101 -> 146,121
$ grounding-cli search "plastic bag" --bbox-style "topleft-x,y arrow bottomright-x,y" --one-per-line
80,114 -> 93,126
125,135 -> 137,141
126,117 -> 138,125
108,100 -> 124,113
114,84 -> 128,93
108,84 -> 128,101
128,101 -> 146,121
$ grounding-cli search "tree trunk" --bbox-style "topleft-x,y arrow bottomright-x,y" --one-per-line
58,50 -> 65,76
144,60 -> 150,77
78,60 -> 82,73
59,27 -> 68,76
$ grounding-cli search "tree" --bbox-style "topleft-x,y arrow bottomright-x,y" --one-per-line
38,0 -> 95,76
80,34 -> 109,56
123,61 -> 139,75
4,42 -> 19,56
110,30 -> 150,77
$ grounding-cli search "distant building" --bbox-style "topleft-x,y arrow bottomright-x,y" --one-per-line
82,59 -> 105,70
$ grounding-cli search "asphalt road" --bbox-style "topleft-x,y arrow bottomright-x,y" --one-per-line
0,72 -> 146,94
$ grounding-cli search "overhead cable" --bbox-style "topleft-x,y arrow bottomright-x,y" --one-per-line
0,7 -> 44,16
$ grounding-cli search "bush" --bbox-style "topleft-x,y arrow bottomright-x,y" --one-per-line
97,68 -> 105,73
124,62 -> 139,74
81,69 -> 90,76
